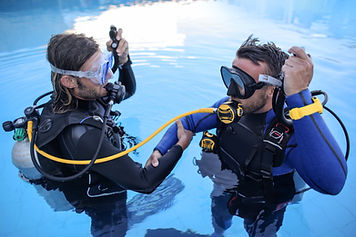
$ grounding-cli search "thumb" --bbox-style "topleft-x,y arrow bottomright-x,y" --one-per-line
117,28 -> 123,40
152,157 -> 159,167
288,46 -> 310,61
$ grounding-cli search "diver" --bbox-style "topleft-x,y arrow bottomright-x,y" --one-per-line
146,36 -> 348,237
4,29 -> 193,237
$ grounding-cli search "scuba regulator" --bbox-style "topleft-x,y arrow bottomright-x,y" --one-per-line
199,100 -> 244,153
200,131 -> 218,153
216,100 -> 243,124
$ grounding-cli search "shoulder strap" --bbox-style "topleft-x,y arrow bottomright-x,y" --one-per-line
37,103 -> 104,148
260,117 -> 294,202
263,118 -> 294,167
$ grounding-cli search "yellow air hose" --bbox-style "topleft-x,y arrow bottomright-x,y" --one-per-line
27,108 -> 215,165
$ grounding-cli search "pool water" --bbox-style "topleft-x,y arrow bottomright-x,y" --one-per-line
1,0 -> 356,236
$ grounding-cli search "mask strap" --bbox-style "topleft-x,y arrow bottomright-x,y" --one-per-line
50,64 -> 83,77
258,74 -> 282,87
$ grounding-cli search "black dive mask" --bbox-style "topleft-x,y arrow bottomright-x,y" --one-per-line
221,65 -> 265,99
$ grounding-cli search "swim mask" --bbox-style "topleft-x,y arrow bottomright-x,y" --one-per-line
50,53 -> 114,85
220,65 -> 282,99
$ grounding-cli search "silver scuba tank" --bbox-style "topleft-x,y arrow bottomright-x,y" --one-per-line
11,137 -> 42,181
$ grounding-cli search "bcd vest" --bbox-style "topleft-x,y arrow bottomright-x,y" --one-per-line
36,100 -> 123,151
34,100 -> 125,199
216,112 -> 295,204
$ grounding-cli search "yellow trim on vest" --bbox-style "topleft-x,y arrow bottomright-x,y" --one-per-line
289,97 -> 323,120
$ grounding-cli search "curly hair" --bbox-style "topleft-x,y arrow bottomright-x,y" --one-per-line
47,33 -> 99,113
237,35 -> 288,78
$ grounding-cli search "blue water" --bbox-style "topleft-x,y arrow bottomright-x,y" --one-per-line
1,0 -> 356,236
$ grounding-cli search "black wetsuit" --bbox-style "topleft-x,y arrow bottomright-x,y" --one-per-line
36,58 -> 183,197
33,57 -> 184,237
37,99 -> 183,194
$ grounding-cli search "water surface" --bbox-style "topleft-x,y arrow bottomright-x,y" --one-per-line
1,0 -> 355,236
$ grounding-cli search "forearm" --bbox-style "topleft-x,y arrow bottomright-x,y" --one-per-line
64,125 -> 183,193
119,55 -> 136,100
94,145 -> 183,194
138,145 -> 183,193
286,89 -> 347,194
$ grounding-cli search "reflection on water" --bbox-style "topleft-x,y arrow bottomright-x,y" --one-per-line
1,0 -> 356,237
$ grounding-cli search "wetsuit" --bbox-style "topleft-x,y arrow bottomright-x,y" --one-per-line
155,89 -> 347,236
155,89 -> 347,195
33,57 -> 185,237
35,58 -> 184,196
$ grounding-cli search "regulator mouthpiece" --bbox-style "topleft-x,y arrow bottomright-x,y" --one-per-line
104,82 -> 126,104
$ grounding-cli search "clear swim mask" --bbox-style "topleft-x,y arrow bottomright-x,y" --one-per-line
221,65 -> 282,99
50,53 -> 114,85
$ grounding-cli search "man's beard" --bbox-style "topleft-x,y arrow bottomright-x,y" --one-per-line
237,87 -> 269,114
76,78 -> 102,100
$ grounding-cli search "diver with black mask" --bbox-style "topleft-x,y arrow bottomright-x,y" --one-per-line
3,27 -> 193,237
146,36 -> 348,237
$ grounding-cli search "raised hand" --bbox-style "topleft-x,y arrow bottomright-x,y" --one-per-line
106,28 -> 129,65
282,46 -> 313,96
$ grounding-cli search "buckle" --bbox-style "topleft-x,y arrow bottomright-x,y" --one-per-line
260,169 -> 272,179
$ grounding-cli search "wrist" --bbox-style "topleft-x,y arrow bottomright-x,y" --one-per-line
153,148 -> 162,156
284,87 -> 308,97
172,144 -> 184,154
176,141 -> 186,151
286,89 -> 311,109
119,55 -> 131,69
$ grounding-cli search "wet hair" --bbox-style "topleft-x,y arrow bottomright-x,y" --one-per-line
47,33 -> 99,113
237,35 -> 288,78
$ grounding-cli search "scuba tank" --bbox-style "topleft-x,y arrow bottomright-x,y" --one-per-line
3,118 -> 42,181
12,138 -> 42,181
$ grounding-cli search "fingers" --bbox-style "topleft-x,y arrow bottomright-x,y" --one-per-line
106,40 -> 113,51
176,119 -> 183,130
282,46 -> 314,96
152,157 -> 159,167
288,46 -> 311,61
284,46 -> 313,69
145,150 -> 162,168
145,156 -> 159,168
116,28 -> 123,40
106,28 -> 124,52
117,39 -> 128,56
176,119 -> 194,136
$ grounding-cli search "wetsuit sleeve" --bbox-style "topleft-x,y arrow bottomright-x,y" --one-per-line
285,89 -> 347,195
154,97 -> 229,155
59,125 -> 183,194
118,55 -> 136,100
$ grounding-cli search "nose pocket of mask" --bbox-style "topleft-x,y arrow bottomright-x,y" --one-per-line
227,80 -> 244,97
